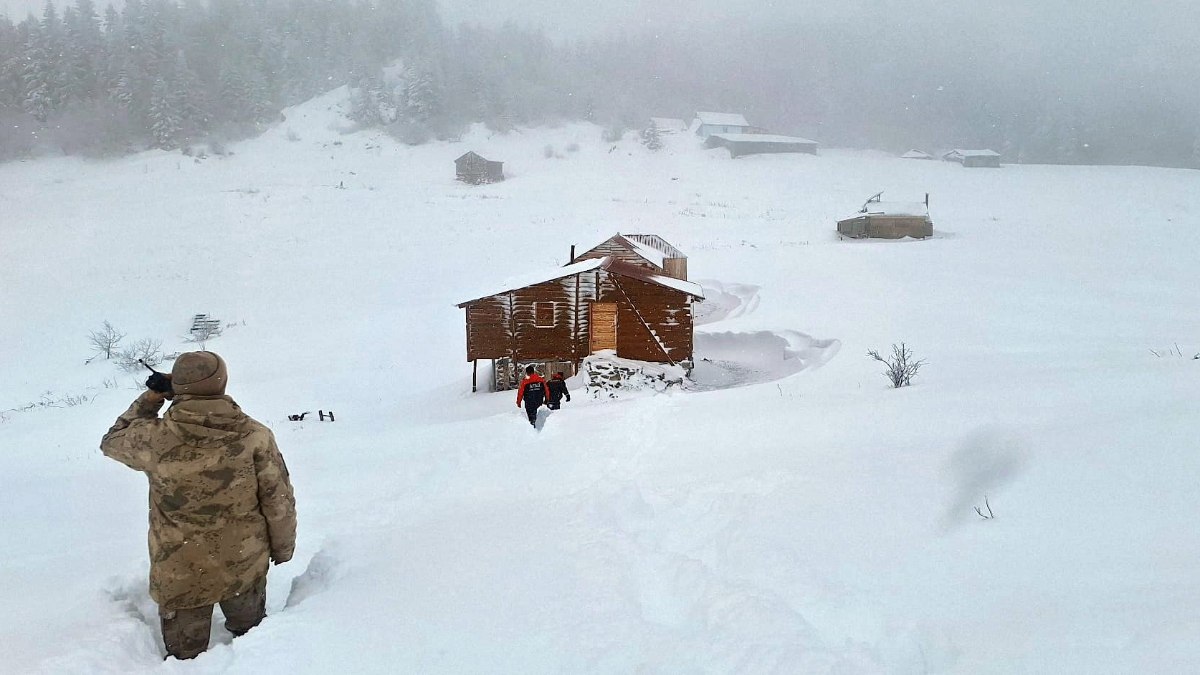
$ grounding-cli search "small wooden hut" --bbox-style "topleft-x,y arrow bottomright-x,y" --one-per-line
837,193 -> 933,240
455,151 -> 504,184
456,250 -> 703,392
705,133 -> 818,158
942,149 -> 1001,168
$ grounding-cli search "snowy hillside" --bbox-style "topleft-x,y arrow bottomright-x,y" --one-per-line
2,88 -> 1199,674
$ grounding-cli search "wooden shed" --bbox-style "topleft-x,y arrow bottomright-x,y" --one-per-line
572,233 -> 688,281
456,256 -> 704,392
705,133 -> 818,158
455,151 -> 504,184
942,149 -> 1001,168
837,193 -> 933,240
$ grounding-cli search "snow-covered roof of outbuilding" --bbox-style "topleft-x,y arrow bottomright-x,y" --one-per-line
709,133 -> 818,145
947,149 -> 1000,157
695,112 -> 750,127
455,256 -> 704,307
901,150 -> 933,159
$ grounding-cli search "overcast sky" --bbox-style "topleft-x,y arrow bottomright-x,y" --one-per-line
3,0 -> 1196,75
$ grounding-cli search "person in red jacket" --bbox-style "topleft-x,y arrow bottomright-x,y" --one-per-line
516,365 -> 547,426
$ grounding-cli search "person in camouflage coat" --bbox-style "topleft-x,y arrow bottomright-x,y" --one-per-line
100,351 -> 297,660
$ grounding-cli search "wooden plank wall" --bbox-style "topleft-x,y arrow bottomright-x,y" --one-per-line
463,269 -> 693,364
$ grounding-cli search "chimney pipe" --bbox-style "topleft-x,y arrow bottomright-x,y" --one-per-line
925,192 -> 929,207
570,245 -> 575,263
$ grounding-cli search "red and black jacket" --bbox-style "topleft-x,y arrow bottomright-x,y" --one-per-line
516,373 -> 547,407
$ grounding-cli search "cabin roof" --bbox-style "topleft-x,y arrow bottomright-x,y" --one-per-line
456,151 -> 500,163
695,112 -> 750,127
709,133 -> 818,145
946,148 -> 1000,158
901,149 -> 932,159
455,256 -> 703,308
577,233 -> 686,270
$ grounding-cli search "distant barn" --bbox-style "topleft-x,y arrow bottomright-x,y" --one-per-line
456,235 -> 701,392
901,149 -> 934,160
455,151 -> 504,184
693,111 -> 751,138
942,149 -> 1001,168
705,133 -> 818,158
837,193 -> 933,240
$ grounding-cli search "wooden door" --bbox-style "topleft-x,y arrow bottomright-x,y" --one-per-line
589,303 -> 617,353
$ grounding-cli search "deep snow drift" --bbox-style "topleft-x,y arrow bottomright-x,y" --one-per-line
2,88 -> 1200,674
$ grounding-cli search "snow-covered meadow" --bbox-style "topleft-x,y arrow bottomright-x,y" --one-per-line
2,88 -> 1199,673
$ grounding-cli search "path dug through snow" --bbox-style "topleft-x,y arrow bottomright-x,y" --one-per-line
688,330 -> 841,391
688,278 -> 840,391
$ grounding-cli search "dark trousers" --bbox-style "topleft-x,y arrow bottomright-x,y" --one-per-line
160,576 -> 267,660
547,400 -> 561,410
524,401 -> 541,425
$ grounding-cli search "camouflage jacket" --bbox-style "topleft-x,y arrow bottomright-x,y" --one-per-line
101,392 -> 297,609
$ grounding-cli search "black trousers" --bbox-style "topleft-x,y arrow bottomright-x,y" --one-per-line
524,402 -> 541,424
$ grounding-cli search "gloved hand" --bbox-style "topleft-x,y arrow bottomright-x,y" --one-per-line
145,373 -> 173,400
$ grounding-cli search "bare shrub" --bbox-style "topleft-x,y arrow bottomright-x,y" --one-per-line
187,321 -> 223,349
867,342 -> 926,388
87,321 -> 126,361
117,339 -> 164,372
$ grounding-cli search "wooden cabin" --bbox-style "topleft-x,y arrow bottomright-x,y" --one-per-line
693,111 -> 751,139
705,133 -> 818,158
456,255 -> 704,392
572,233 -> 688,281
837,193 -> 933,240
942,149 -> 1001,168
455,151 -> 505,184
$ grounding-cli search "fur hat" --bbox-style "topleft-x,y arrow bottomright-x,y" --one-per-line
171,351 -> 228,396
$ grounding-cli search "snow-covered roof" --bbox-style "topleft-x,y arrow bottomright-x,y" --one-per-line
946,149 -> 1000,157
649,117 -> 686,131
695,112 -> 750,127
901,150 -> 933,159
456,255 -> 704,307
577,233 -> 685,270
456,257 -> 606,307
709,133 -> 818,145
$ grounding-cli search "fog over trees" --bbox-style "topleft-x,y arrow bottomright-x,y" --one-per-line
1,0 -> 1198,167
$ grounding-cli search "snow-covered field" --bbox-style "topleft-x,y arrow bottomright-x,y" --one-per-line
2,88 -> 1199,673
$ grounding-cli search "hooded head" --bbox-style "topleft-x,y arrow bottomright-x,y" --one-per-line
171,351 -> 228,396
525,365 -> 536,375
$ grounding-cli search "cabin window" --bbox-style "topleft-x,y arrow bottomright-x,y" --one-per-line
535,302 -> 555,328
